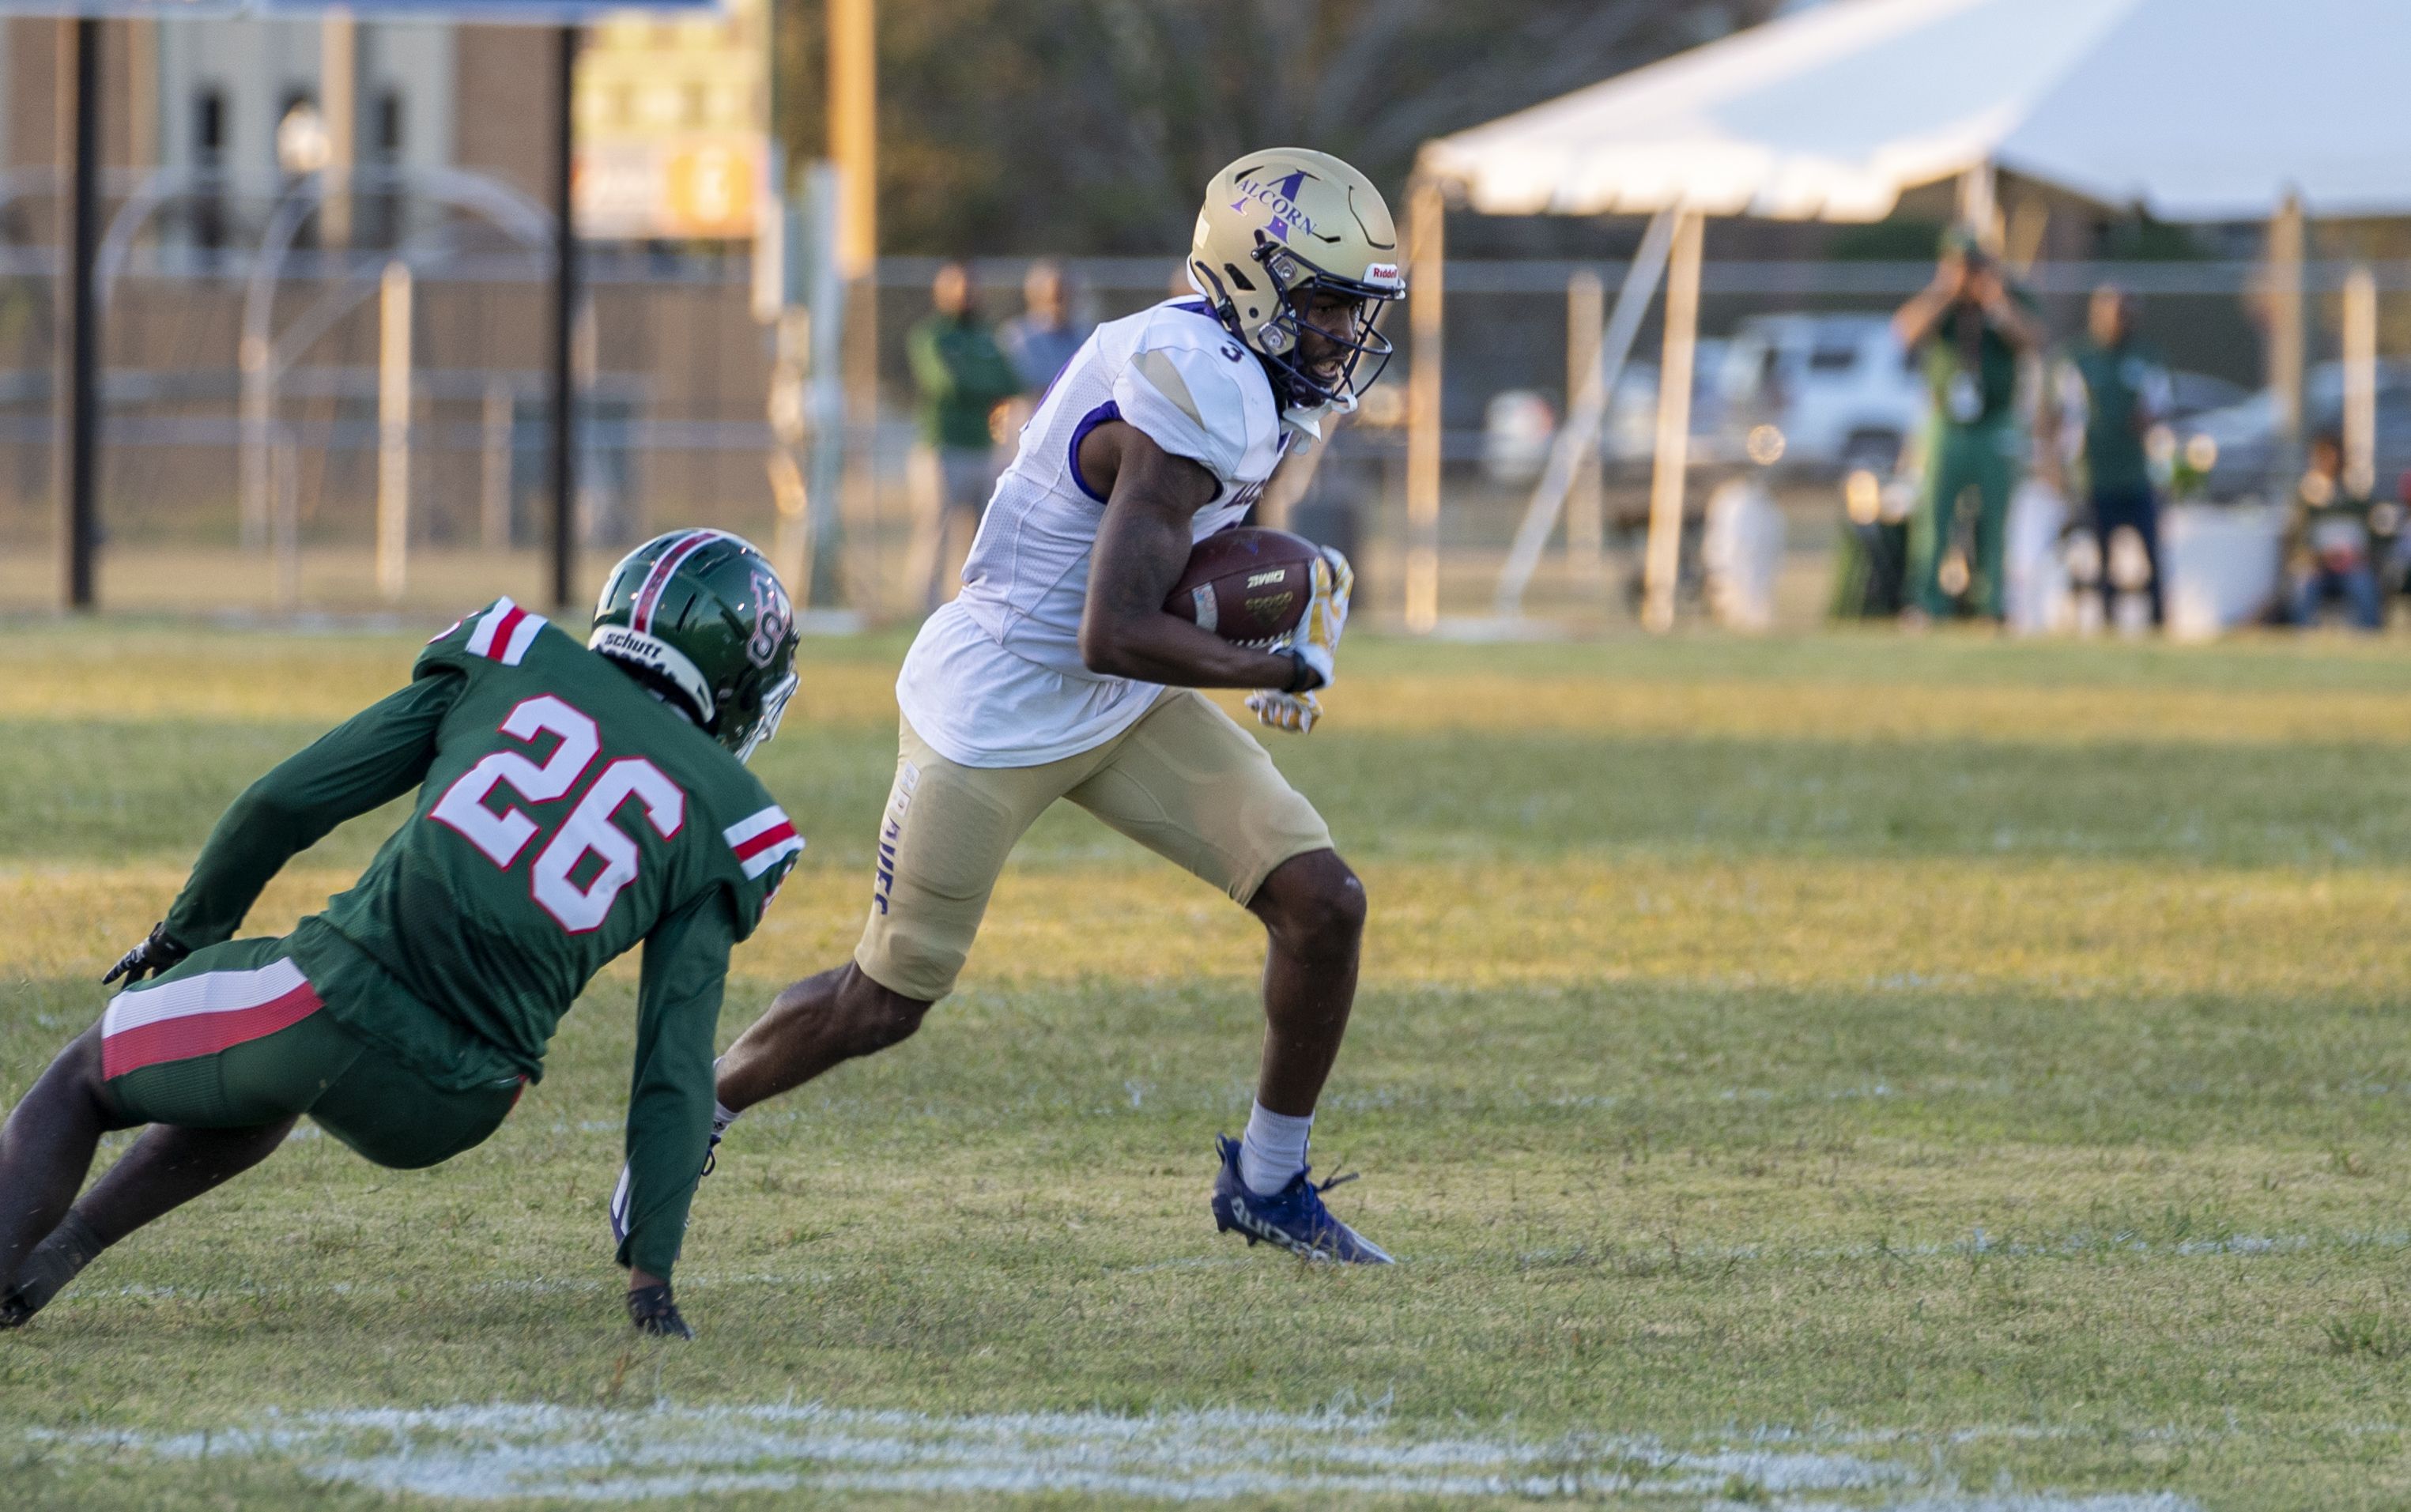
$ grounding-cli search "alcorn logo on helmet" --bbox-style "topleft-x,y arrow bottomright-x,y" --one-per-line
589,530 -> 801,764
1187,148 -> 1405,413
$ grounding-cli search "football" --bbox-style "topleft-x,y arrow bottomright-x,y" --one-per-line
1163,527 -> 1321,644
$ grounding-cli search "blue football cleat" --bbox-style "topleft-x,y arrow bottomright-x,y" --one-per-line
1209,1134 -> 1395,1264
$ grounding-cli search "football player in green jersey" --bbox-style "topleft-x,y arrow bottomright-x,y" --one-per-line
0,531 -> 802,1340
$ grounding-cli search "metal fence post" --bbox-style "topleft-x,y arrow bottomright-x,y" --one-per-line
54,17 -> 100,610
375,259 -> 413,600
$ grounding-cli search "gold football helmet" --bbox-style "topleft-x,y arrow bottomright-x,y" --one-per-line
1187,148 -> 1404,412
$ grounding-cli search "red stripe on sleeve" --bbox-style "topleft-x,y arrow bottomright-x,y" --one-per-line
732,820 -> 798,862
484,605 -> 526,660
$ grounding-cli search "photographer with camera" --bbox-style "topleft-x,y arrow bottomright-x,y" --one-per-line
1892,225 -> 2046,624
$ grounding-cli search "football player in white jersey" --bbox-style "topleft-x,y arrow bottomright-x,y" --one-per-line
646,149 -> 1405,1263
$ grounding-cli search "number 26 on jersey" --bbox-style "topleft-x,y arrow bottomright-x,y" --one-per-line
429,695 -> 685,933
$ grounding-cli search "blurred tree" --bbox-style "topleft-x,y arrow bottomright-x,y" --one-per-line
777,0 -> 1782,255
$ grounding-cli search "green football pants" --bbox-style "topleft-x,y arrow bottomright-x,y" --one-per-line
96,935 -> 521,1171
1909,420 -> 2019,620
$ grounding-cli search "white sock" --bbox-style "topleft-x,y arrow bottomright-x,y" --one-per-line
711,1059 -> 741,1135
1239,1102 -> 1313,1196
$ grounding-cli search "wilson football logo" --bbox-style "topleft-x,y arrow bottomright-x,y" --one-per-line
1246,570 -> 1289,587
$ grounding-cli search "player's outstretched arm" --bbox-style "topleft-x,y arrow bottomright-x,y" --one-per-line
150,672 -> 465,957
615,894 -> 738,1338
1077,420 -> 1322,692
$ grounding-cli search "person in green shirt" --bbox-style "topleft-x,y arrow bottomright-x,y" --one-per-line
907,261 -> 1025,610
2285,431 -> 2385,629
0,532 -> 803,1340
2058,284 -> 2173,626
1892,226 -> 2046,622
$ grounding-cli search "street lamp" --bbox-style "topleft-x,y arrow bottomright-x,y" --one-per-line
277,100 -> 333,177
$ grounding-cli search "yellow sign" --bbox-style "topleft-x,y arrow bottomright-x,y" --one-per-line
573,0 -> 768,240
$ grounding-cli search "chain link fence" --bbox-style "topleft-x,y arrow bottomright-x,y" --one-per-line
2,196 -> 2390,627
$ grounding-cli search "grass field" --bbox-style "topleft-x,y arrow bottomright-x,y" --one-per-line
6,620 -> 2411,1508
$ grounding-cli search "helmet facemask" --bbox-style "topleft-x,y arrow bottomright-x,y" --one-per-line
1198,236 -> 1400,413
728,669 -> 798,765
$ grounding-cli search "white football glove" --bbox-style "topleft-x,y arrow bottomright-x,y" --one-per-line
1248,547 -> 1351,736
1244,688 -> 1322,734
1291,546 -> 1352,688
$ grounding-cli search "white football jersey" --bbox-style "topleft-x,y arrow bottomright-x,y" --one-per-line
896,299 -> 1320,767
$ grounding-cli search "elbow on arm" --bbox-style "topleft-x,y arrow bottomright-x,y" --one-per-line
224,778 -> 301,835
1077,615 -> 1133,679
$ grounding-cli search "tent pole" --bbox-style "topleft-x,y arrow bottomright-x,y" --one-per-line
1492,209 -> 1675,619
1564,267 -> 1605,587
1404,175 -> 1444,633
2344,262 -> 2377,497
1958,161 -> 1999,251
1640,209 -> 1703,635
2267,190 -> 2305,496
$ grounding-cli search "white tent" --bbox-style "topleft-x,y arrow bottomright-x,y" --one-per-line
1422,0 -> 2411,223
1405,0 -> 2411,628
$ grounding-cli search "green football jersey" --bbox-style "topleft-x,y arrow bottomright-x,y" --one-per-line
309,599 -> 798,1075
2066,338 -> 2167,498
1920,292 -> 2035,430
157,597 -> 803,1277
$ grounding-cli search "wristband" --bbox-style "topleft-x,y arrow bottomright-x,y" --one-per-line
1281,647 -> 1324,695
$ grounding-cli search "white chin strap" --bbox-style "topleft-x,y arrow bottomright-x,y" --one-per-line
588,625 -> 715,730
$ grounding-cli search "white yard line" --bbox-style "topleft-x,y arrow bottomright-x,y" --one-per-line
32,1400 -> 2202,1508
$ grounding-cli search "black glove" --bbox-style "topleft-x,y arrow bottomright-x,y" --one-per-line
626,1281 -> 694,1340
101,923 -> 190,987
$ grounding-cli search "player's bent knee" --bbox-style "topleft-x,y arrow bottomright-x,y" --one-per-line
1255,850 -> 1367,950
837,967 -> 933,1056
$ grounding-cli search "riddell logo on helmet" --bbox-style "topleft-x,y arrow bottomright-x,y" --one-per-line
1365,263 -> 1403,287
1230,168 -> 1316,243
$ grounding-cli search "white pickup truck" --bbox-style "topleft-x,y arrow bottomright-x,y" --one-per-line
1715,313 -> 1926,477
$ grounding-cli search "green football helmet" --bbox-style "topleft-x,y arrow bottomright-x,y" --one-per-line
589,530 -> 800,763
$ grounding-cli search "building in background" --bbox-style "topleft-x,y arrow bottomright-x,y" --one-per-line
2,14 -> 568,251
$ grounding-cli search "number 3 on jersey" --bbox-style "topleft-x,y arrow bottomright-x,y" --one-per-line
430,695 -> 686,933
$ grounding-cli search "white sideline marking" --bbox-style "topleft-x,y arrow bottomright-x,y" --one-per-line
34,1401 -> 2202,1507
